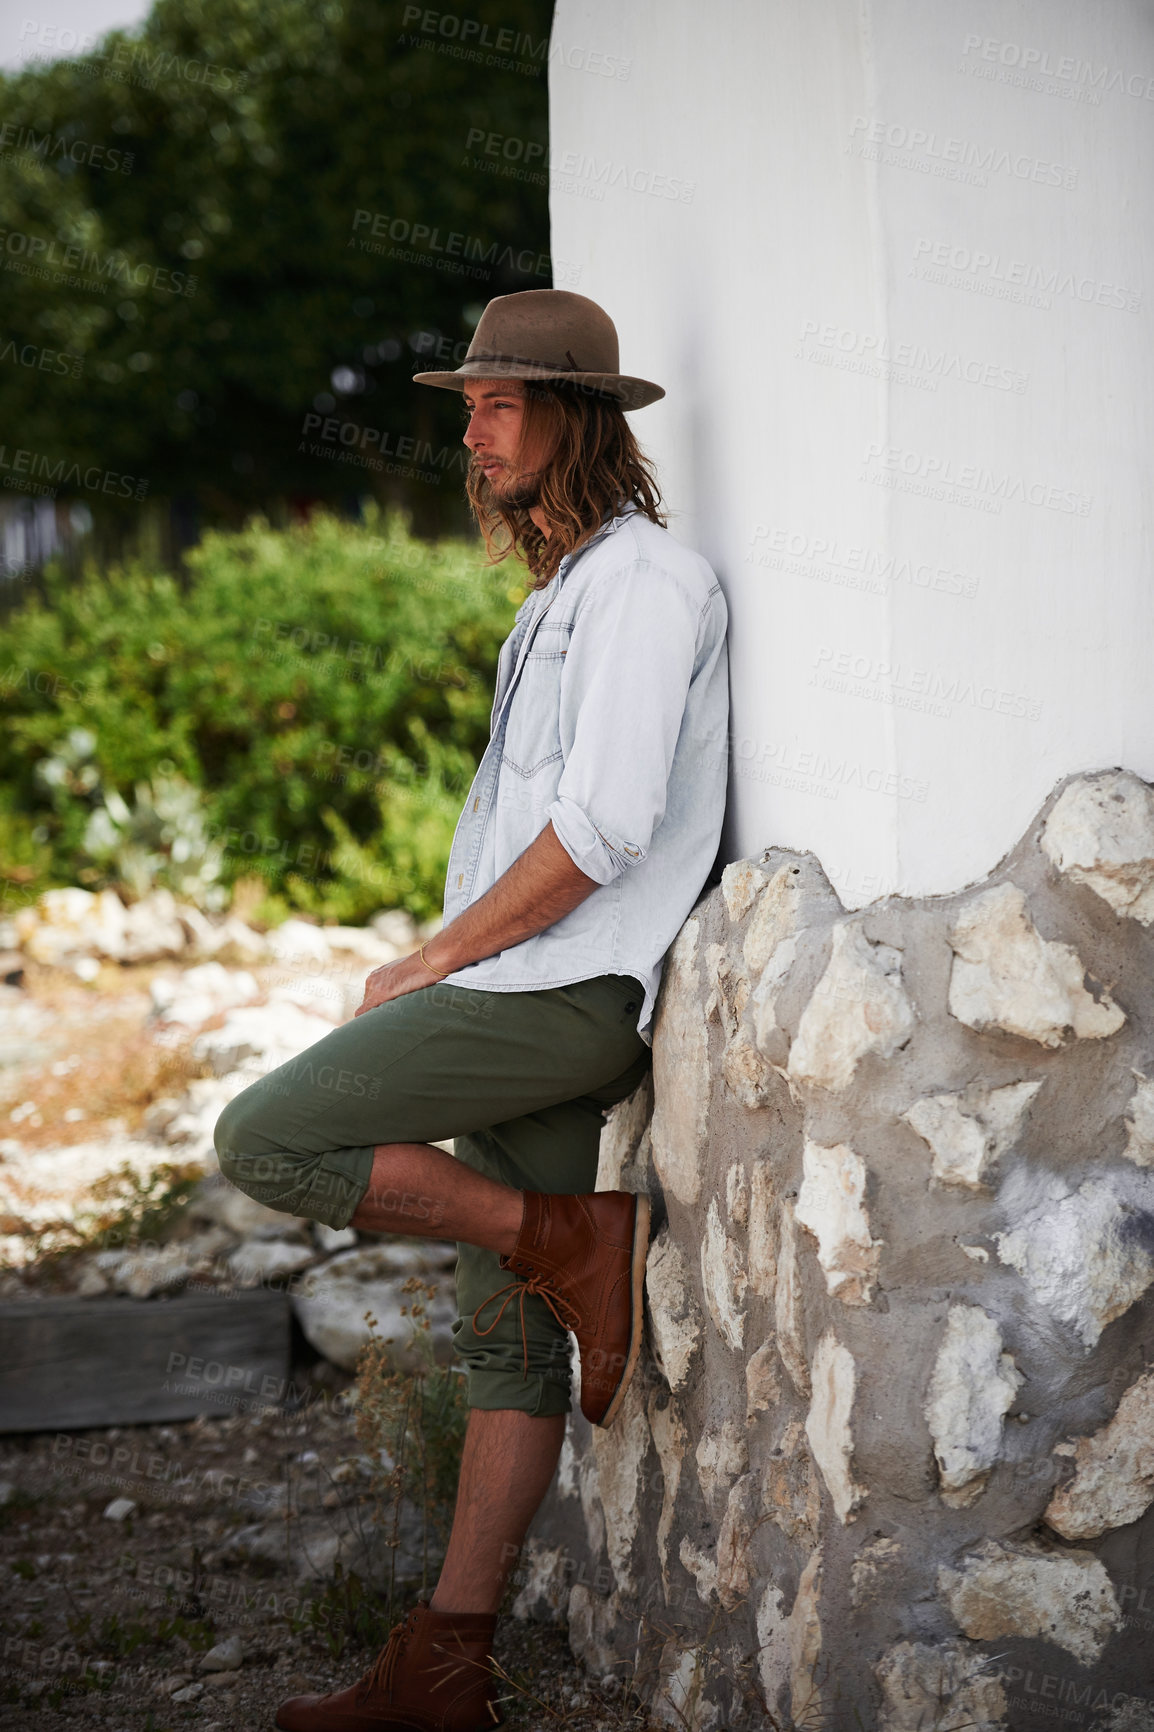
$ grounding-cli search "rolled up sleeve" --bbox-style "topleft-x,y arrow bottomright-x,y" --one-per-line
545,560 -> 703,885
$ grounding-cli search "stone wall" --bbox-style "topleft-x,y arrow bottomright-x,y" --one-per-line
517,769 -> 1154,1732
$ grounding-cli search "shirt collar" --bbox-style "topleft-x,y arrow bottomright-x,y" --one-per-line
557,500 -> 640,578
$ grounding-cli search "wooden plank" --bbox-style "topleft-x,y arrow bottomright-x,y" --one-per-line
0,1290 -> 292,1433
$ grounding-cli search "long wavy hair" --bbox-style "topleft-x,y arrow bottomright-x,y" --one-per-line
464,379 -> 666,589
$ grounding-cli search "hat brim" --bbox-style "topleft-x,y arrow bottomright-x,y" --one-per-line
412,360 -> 664,412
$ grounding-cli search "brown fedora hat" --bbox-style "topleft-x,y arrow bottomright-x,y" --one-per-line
412,288 -> 665,411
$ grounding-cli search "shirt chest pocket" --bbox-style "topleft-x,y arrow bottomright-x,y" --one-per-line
500,617 -> 573,780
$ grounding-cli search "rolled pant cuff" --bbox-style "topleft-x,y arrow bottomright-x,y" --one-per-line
219,1143 -> 375,1231
464,1370 -> 572,1417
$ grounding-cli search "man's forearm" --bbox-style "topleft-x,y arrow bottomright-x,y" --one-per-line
421,821 -> 599,976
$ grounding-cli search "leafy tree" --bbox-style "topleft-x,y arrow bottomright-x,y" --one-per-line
0,0 -> 553,543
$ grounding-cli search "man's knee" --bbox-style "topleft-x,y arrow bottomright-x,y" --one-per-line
213,1087 -> 281,1198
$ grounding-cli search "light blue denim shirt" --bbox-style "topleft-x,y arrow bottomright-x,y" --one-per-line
437,502 -> 730,1045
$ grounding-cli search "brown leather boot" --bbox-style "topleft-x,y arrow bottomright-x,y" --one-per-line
274,1600 -> 502,1731
473,1189 -> 651,1428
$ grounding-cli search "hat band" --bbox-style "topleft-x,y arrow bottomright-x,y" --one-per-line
462,348 -> 607,374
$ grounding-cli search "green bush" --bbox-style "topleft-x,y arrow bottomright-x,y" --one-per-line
0,508 -> 519,922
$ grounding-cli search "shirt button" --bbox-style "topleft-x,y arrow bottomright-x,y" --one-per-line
473,797 -> 480,812
457,873 -> 464,888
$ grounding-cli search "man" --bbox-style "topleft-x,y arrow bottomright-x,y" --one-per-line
214,288 -> 730,1731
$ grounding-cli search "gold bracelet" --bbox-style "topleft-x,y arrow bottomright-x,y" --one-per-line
418,943 -> 449,979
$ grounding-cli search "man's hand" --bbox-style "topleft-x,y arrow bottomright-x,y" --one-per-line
354,820 -> 598,1018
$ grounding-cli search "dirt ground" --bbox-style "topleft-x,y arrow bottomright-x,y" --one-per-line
0,1369 -> 660,1732
0,958 -> 665,1731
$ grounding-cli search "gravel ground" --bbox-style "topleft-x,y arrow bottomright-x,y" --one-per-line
0,1373 -> 664,1732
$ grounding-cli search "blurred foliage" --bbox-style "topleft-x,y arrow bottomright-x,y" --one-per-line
0,509 -> 520,920
0,0 -> 552,536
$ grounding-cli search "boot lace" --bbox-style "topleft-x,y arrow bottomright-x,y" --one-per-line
356,1606 -> 421,1703
472,1271 -> 582,1379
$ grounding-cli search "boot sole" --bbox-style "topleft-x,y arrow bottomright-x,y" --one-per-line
597,1191 -> 651,1429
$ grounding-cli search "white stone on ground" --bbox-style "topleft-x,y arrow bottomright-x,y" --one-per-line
291,1244 -> 457,1372
787,920 -> 916,1092
149,963 -> 261,1027
947,881 -> 1124,1046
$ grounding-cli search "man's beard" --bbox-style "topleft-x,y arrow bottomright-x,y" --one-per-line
478,461 -> 542,512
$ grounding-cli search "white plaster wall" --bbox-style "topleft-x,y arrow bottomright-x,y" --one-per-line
547,0 -> 1154,906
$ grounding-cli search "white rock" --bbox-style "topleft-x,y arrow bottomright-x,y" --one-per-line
212,915 -> 270,962
110,1236 -> 226,1299
805,1333 -> 864,1523
567,1584 -> 632,1675
1041,770 -> 1154,925
1044,1369 -> 1154,1539
787,920 -> 916,1092
199,1633 -> 243,1673
902,1079 -> 1042,1190
925,1305 -> 1022,1506
775,1200 -> 810,1399
120,890 -> 189,962
746,1162 -> 776,1296
292,1246 -> 457,1372
314,1223 -> 357,1253
947,881 -> 1125,1047
227,1240 -> 315,1286
648,1390 -> 687,1599
722,1028 -> 776,1109
725,1162 -> 748,1225
150,963 -> 261,1028
721,859 -> 771,924
795,1141 -> 881,1306
509,1538 -> 571,1623
789,1547 -> 824,1729
875,1638 -> 1008,1732
696,1419 -> 748,1509
700,1198 -> 747,1351
591,1377 -> 650,1597
193,1001 -> 339,1075
995,1176 -> 1154,1349
679,1536 -> 719,1604
750,935 -> 799,1055
938,1537 -> 1121,1665
650,919 -> 710,1206
716,1472 -> 756,1610
190,1178 -> 311,1240
267,919 -> 333,963
850,1537 -> 904,1610
103,1497 -> 137,1522
746,1339 -> 783,1419
755,1584 -> 792,1717
743,863 -> 810,979
1122,1070 -> 1154,1168
595,1075 -> 653,1191
645,1230 -> 702,1391
651,1642 -> 721,1732
163,1074 -> 252,1160
370,908 -> 419,948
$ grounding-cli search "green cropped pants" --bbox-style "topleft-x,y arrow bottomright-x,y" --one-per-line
212,972 -> 651,1416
